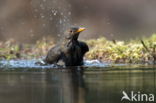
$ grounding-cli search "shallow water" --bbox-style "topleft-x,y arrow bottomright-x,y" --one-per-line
0,60 -> 156,103
0,60 -> 103,69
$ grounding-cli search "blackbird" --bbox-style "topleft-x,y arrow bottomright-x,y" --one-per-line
45,27 -> 89,66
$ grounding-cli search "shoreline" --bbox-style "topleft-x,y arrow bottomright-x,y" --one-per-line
1,34 -> 156,64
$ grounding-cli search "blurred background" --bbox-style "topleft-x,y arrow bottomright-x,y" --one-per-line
0,0 -> 156,42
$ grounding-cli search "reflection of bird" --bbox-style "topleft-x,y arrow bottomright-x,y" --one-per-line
45,27 -> 89,66
121,91 -> 131,101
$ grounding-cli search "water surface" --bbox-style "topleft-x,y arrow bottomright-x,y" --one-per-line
0,66 -> 155,103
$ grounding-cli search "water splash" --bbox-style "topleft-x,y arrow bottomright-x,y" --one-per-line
0,60 -> 56,69
84,60 -> 110,67
0,59 -> 110,69
31,0 -> 72,38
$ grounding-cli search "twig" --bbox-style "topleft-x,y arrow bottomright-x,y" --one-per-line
112,39 -> 116,44
140,40 -> 150,53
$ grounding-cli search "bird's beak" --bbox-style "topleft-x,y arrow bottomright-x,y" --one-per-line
77,27 -> 85,33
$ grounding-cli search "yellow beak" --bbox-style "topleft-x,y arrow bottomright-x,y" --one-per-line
77,27 -> 85,33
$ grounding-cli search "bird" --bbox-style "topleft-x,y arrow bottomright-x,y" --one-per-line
44,27 -> 89,66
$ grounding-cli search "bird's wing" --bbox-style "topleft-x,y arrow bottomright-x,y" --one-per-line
78,41 -> 89,55
45,46 -> 62,64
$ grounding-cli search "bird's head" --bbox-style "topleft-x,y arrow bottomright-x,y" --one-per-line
65,27 -> 85,40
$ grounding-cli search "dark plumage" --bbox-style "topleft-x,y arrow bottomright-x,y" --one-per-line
45,27 -> 89,66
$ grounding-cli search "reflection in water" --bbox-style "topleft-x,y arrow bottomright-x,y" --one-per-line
0,68 -> 155,103
45,67 -> 86,103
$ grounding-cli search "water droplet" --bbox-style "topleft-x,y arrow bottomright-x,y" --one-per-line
41,15 -> 45,18
107,22 -> 110,24
68,12 -> 71,15
59,19 -> 62,24
34,9 -> 38,12
64,16 -> 67,19
30,29 -> 33,33
42,24 -> 46,27
51,9 -> 57,16
61,12 -> 63,15
40,4 -> 45,10
57,34 -> 61,37
30,34 -> 34,37
40,4 -> 43,7
53,12 -> 57,16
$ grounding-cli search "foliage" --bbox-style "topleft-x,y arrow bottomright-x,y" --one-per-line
0,37 -> 55,60
1,34 -> 156,64
86,34 -> 156,64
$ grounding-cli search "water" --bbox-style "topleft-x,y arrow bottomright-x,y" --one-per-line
0,60 -> 112,69
0,60 -> 156,103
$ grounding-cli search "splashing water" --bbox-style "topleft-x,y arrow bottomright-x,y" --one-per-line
0,59 -> 111,69
30,0 -> 72,39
